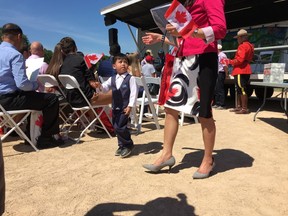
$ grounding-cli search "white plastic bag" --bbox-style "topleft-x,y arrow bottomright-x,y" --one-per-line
30,111 -> 43,144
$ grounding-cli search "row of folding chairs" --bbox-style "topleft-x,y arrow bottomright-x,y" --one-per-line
38,74 -> 113,144
1,74 -> 114,152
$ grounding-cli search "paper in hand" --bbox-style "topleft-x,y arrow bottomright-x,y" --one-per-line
25,57 -> 44,81
150,3 -> 178,43
150,3 -> 171,35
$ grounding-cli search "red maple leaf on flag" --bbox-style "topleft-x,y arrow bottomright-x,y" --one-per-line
35,114 -> 43,127
175,11 -> 187,23
88,54 -> 98,61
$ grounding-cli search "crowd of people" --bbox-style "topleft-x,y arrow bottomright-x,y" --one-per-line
1,0 -> 257,212
0,23 -> 64,149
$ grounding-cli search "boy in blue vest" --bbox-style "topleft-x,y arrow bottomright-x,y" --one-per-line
96,53 -> 138,158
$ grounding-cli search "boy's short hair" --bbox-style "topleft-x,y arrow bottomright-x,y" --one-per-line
59,37 -> 77,55
1,23 -> 23,35
113,53 -> 129,64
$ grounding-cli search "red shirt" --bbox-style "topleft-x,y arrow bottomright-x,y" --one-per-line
178,0 -> 226,56
231,41 -> 254,76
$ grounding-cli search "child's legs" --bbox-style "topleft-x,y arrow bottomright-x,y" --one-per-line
113,111 -> 133,147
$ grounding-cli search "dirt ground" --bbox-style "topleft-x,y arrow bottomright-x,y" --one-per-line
1,95 -> 288,216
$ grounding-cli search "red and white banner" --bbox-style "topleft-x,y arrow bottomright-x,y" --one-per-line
84,53 -> 104,69
164,0 -> 198,39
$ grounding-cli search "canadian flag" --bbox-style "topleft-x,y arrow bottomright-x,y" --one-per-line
84,53 -> 104,69
164,0 -> 198,39
220,58 -> 232,66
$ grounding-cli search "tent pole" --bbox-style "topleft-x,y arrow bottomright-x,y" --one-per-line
127,24 -> 141,53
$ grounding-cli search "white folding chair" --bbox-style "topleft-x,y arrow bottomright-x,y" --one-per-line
133,76 -> 161,133
179,112 -> 199,126
145,76 -> 161,116
58,74 -> 112,143
0,104 -> 39,151
98,76 -> 113,123
37,74 -> 71,129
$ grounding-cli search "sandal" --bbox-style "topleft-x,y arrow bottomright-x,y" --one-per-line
229,107 -> 241,112
235,109 -> 250,114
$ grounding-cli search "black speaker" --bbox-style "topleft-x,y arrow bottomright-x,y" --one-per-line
104,15 -> 116,26
109,28 -> 118,46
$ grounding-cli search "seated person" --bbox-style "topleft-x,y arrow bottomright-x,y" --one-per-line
28,41 -> 49,75
59,37 -> 114,133
45,43 -> 64,98
0,23 -> 63,149
19,42 -> 30,59
28,41 -> 49,92
59,36 -> 112,107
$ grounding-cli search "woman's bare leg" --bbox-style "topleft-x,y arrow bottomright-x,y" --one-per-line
197,117 -> 216,174
153,107 -> 179,166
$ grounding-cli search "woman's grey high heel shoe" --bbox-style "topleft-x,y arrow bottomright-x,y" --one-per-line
192,158 -> 215,179
142,156 -> 176,173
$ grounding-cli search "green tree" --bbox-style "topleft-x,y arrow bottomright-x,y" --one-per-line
44,49 -> 53,64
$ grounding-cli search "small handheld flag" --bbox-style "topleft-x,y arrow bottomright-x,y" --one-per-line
84,53 -> 104,69
220,58 -> 232,66
164,0 -> 198,39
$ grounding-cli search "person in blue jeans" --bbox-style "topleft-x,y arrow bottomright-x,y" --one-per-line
97,53 -> 138,158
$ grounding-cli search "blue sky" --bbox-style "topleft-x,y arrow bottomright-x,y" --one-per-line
0,0 -> 137,55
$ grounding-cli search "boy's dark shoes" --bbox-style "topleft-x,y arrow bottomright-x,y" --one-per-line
36,136 -> 64,149
56,138 -> 65,146
115,147 -> 123,156
120,146 -> 134,158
